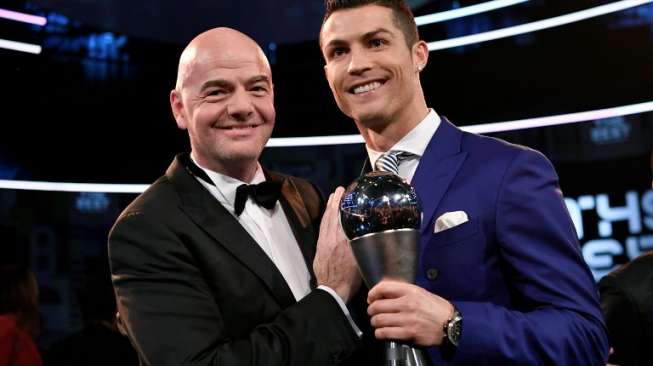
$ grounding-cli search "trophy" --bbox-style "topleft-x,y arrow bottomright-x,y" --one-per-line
340,171 -> 430,366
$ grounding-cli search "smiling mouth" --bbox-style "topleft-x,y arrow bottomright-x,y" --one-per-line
349,81 -> 385,95
217,124 -> 258,130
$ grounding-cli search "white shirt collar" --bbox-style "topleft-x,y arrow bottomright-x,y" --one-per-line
190,153 -> 265,210
366,109 -> 441,167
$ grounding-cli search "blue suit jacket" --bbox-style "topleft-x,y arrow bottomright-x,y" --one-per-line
410,119 -> 608,365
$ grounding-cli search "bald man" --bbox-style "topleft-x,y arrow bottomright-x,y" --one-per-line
108,28 -> 363,366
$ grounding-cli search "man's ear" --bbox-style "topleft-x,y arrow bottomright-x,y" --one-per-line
170,89 -> 187,130
412,40 -> 429,73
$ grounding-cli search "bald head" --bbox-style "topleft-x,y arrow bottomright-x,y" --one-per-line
169,27 -> 276,182
175,27 -> 271,91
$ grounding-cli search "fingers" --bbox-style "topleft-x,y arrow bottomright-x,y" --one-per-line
367,280 -> 452,347
374,327 -> 414,341
315,186 -> 356,298
368,280 -> 414,304
325,192 -> 337,232
368,297 -> 405,317
326,187 -> 344,226
370,311 -> 404,328
318,193 -> 333,237
332,186 -> 345,201
320,187 -> 345,234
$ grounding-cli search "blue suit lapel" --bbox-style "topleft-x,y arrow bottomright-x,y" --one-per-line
411,117 -> 468,234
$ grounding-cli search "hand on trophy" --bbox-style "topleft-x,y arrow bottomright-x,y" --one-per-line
368,280 -> 454,347
314,187 -> 362,303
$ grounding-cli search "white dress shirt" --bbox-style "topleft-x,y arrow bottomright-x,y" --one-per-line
366,109 -> 441,183
190,155 -> 362,336
190,155 -> 311,301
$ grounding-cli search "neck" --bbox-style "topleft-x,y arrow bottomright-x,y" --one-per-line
357,101 -> 429,152
192,153 -> 258,183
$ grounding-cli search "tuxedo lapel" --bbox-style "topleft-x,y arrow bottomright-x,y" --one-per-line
166,154 -> 296,308
411,118 -> 468,234
266,170 -> 318,287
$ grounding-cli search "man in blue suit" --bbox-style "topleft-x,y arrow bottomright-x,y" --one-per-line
319,0 -> 608,364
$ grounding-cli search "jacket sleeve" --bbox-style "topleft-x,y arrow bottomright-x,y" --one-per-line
451,149 -> 609,365
108,211 -> 359,366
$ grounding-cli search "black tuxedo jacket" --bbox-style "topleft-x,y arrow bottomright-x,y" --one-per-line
108,154 -> 361,365
599,252 -> 653,366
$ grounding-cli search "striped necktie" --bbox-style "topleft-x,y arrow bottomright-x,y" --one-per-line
374,150 -> 414,175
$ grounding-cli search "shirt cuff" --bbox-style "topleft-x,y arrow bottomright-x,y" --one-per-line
317,285 -> 363,338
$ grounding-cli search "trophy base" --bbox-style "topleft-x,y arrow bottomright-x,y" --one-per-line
386,341 -> 431,366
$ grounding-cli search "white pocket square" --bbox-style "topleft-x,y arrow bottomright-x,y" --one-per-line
434,211 -> 469,233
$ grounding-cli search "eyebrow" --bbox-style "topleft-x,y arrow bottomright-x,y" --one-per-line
362,28 -> 394,41
324,28 -> 394,49
199,79 -> 232,92
199,75 -> 271,92
248,75 -> 271,85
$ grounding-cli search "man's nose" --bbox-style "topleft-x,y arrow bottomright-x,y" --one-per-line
227,89 -> 254,121
347,49 -> 372,75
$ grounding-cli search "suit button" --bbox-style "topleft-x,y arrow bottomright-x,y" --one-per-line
426,268 -> 439,281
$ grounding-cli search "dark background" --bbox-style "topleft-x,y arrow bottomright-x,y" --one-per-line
0,0 -> 652,354
0,0 -> 651,182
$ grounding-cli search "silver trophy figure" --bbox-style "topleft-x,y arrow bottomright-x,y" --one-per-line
340,171 -> 431,366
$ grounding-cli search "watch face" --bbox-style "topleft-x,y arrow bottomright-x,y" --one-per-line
448,314 -> 463,346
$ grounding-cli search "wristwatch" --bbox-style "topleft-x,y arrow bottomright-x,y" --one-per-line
443,307 -> 463,347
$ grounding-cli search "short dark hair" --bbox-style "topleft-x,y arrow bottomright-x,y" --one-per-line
322,0 -> 419,48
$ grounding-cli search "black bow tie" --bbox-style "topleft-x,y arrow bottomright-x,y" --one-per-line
234,181 -> 282,216
179,153 -> 282,216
